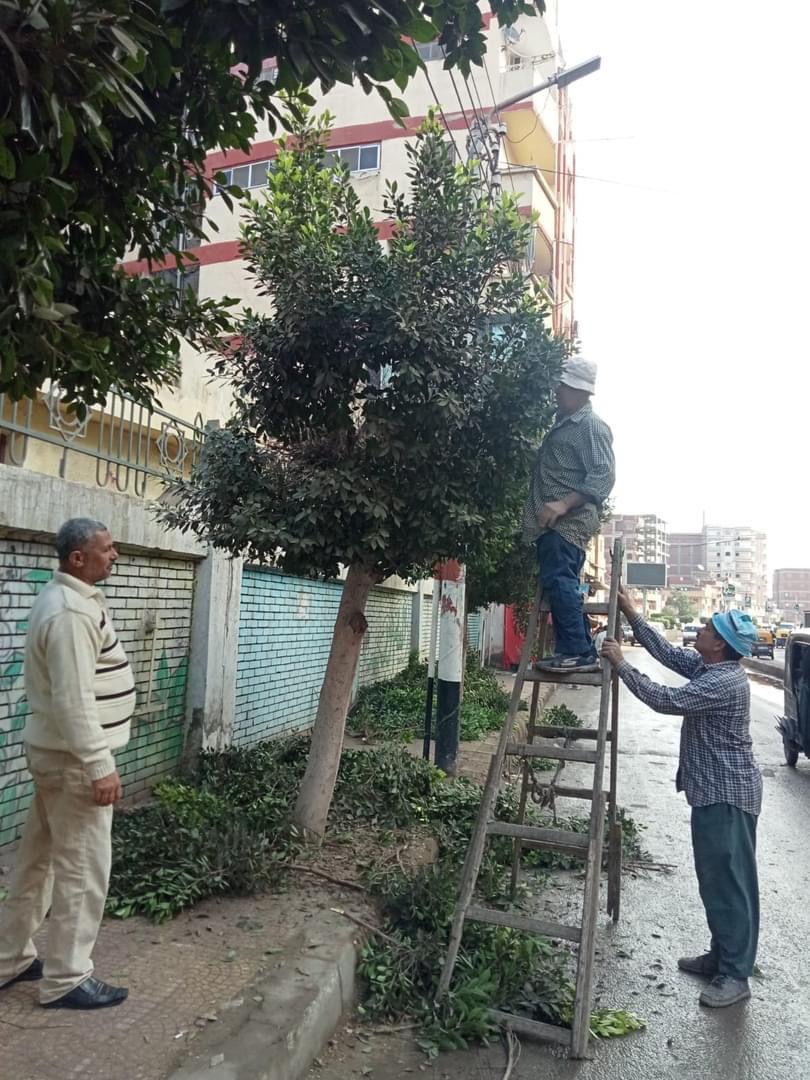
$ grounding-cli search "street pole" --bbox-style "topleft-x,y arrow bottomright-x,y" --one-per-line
435,560 -> 466,776
479,56 -> 602,194
422,578 -> 441,760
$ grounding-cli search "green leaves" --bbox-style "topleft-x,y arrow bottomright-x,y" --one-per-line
161,108 -> 565,581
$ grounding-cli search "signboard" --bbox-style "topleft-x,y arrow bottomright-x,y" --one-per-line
722,583 -> 736,598
625,562 -> 667,588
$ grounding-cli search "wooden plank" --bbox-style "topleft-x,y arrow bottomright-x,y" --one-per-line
487,821 -> 590,852
506,742 -> 598,764
490,1010 -> 573,1047
532,783 -> 607,801
534,725 -> 612,741
524,669 -> 604,686
467,904 -> 581,943
538,602 -> 609,616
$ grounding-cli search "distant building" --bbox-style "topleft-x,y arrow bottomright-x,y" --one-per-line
704,525 -> 768,617
773,568 -> 810,623
669,532 -> 706,587
602,514 -> 669,568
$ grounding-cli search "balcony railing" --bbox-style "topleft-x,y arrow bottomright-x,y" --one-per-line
0,385 -> 206,497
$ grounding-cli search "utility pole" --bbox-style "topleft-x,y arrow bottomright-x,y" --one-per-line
435,559 -> 466,776
470,56 -> 602,196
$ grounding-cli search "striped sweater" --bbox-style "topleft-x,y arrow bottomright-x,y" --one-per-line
24,570 -> 135,781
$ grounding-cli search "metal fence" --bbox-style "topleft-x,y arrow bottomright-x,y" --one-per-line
0,384 -> 206,497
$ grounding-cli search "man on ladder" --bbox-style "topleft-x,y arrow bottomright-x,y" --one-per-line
522,356 -> 615,673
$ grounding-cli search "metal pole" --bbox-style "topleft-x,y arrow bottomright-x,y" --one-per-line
423,579 -> 441,760
435,560 -> 466,776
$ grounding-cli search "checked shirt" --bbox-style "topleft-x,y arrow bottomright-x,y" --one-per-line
522,402 -> 615,552
618,617 -> 762,816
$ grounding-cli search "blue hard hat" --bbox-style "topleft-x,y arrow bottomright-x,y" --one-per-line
711,609 -> 759,658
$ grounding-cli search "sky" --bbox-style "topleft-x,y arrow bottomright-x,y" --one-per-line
557,0 -> 809,575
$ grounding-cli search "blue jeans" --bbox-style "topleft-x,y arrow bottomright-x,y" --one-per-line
535,531 -> 594,658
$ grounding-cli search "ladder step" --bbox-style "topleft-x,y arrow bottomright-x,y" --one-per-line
538,602 -> 609,616
525,669 -> 604,686
534,725 -> 612,741
487,820 -> 591,857
467,903 -> 581,943
532,783 -> 608,801
490,1010 -> 573,1047
507,742 -> 598,764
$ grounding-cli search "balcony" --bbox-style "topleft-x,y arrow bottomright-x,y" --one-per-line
501,165 -> 557,278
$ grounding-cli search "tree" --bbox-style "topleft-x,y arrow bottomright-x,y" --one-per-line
665,591 -> 697,623
1,0 -> 544,405
160,111 -> 566,840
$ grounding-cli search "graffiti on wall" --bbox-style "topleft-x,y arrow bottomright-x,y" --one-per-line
0,554 -> 51,812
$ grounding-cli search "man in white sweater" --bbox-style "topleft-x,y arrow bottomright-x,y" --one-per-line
0,518 -> 135,1009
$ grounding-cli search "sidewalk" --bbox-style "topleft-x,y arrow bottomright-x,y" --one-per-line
0,673 -> 554,1080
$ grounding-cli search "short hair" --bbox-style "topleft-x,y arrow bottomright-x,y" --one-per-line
54,518 -> 108,562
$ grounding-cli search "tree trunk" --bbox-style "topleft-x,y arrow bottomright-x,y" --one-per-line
292,563 -> 377,842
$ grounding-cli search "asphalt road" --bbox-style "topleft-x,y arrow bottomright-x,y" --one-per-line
313,649 -> 810,1080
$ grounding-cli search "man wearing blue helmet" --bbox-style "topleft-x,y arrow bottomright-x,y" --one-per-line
602,590 -> 761,1010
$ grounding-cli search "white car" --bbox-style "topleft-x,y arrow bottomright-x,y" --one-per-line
682,624 -> 702,647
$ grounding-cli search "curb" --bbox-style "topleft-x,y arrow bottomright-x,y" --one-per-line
167,916 -> 360,1080
742,657 -> 785,686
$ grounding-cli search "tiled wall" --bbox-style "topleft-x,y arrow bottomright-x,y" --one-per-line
233,569 -> 415,747
0,539 -> 195,845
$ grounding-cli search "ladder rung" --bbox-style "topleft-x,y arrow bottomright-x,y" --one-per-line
534,725 -> 612,741
525,669 -> 604,686
538,602 -> 609,616
487,821 -> 591,857
467,903 -> 581,943
507,742 -> 598,764
532,783 -> 608,802
490,1010 -> 573,1047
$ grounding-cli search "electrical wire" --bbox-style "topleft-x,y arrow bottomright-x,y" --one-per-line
416,50 -> 464,162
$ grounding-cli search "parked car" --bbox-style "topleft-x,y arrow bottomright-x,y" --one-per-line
751,628 -> 775,660
621,622 -> 637,646
682,624 -> 702,647
777,630 -> 810,765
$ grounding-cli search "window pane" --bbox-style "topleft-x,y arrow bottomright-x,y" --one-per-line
231,164 -> 251,188
250,160 -> 270,187
339,147 -> 360,172
359,144 -> 379,170
416,42 -> 443,62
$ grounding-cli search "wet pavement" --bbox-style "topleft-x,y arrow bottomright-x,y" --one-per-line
312,651 -> 810,1080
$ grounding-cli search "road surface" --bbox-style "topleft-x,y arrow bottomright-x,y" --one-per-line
312,648 -> 810,1080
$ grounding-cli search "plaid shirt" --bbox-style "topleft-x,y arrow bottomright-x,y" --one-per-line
617,616 -> 762,816
522,403 -> 615,551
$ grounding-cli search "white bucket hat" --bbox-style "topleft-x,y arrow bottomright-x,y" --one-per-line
560,356 -> 597,394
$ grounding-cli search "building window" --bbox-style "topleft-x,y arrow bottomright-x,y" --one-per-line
415,41 -> 445,62
151,264 -> 200,303
324,143 -> 381,174
217,158 -> 275,191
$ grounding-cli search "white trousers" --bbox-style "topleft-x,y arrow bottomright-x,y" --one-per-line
0,746 -> 113,1004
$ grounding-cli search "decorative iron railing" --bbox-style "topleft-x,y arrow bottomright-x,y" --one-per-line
0,384 -> 206,497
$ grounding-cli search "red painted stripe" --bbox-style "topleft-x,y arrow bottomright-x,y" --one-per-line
205,107 -> 493,174
122,240 -> 242,276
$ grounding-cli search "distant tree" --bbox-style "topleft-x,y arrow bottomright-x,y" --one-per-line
160,111 -> 566,840
665,592 -> 698,623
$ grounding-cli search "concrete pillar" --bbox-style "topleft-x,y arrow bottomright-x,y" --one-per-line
184,548 -> 243,765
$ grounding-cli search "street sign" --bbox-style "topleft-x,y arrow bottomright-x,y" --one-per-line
722,583 -> 736,598
625,562 -> 667,588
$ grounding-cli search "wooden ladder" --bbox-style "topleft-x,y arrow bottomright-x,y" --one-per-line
437,541 -> 624,1059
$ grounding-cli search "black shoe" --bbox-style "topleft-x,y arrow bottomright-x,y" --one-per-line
41,975 -> 128,1010
1,958 -> 43,988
